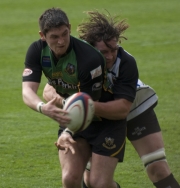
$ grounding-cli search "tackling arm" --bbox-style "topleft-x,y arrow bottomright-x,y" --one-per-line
94,99 -> 132,120
43,83 -> 132,120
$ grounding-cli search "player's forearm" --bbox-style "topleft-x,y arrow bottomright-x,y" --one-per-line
43,83 -> 56,101
43,83 -> 64,108
22,85 -> 43,112
94,99 -> 132,120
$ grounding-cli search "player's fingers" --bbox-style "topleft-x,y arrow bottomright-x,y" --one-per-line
68,145 -> 75,154
68,137 -> 76,144
64,147 -> 69,154
59,115 -> 71,122
54,142 -> 65,150
49,97 -> 58,105
64,145 -> 75,154
55,118 -> 70,126
56,115 -> 71,126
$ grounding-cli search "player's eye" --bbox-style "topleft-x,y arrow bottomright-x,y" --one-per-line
50,35 -> 58,39
62,31 -> 68,37
100,51 -> 108,55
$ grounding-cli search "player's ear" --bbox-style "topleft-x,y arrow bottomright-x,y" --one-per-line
39,31 -> 46,41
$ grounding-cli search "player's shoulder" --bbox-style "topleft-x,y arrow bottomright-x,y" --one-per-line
28,39 -> 47,51
119,46 -> 136,63
71,36 -> 104,60
71,36 -> 92,49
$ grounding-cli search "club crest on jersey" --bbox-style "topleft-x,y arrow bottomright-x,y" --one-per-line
23,68 -> 33,77
102,137 -> 116,149
66,63 -> 75,75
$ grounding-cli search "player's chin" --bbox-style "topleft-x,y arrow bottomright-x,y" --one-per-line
106,61 -> 114,69
56,46 -> 67,54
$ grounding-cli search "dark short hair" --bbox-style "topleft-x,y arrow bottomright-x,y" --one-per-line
39,7 -> 69,35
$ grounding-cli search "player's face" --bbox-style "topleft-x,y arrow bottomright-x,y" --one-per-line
94,38 -> 118,69
40,25 -> 71,59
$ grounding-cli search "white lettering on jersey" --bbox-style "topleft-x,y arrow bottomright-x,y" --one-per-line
48,78 -> 77,90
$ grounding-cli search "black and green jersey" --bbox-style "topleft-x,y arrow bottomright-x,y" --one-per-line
23,36 -> 105,101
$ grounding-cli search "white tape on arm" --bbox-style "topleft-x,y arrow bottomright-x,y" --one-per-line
64,128 -> 74,136
36,102 -> 45,113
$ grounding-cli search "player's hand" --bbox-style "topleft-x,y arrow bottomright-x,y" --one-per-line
41,97 -> 71,126
55,132 -> 76,154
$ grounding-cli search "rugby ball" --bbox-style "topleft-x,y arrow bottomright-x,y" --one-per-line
63,92 -> 95,134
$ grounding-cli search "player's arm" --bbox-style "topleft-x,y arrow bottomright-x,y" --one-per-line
94,98 -> 132,120
22,41 -> 47,112
22,41 -> 70,125
94,51 -> 139,120
22,81 -> 42,110
42,83 -> 131,120
22,80 -> 70,125
43,83 -> 64,108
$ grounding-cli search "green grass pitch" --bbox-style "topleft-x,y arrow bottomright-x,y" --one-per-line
0,0 -> 180,187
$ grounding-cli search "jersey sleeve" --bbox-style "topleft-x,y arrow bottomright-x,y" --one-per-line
78,53 -> 105,101
22,40 -> 43,83
113,51 -> 139,102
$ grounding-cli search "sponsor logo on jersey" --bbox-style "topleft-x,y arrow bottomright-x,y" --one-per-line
66,63 -> 75,75
92,82 -> 102,91
22,68 -> 33,77
52,71 -> 62,78
132,126 -> 146,136
102,137 -> 116,149
90,65 -> 102,79
48,78 -> 77,89
42,56 -> 51,67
